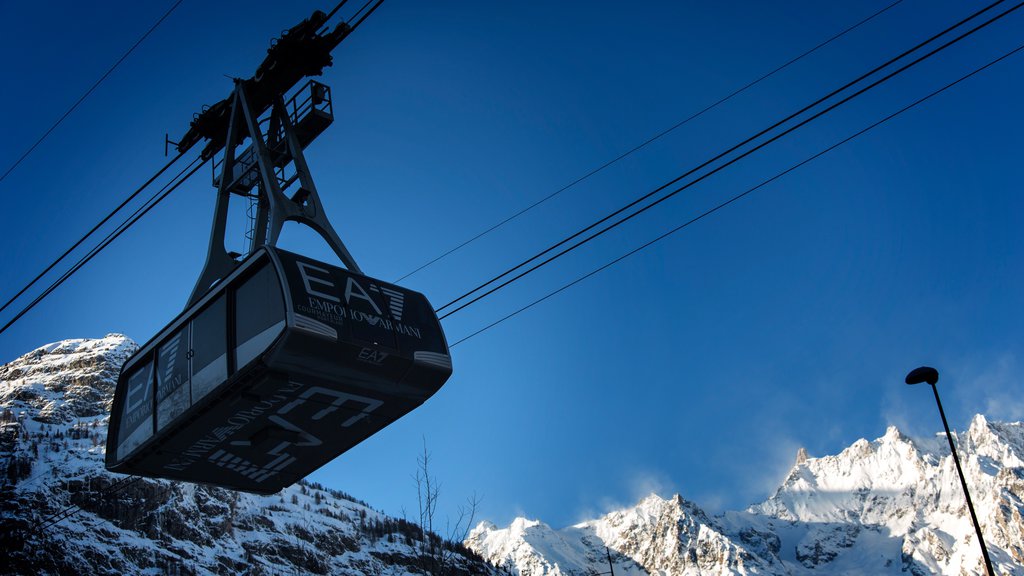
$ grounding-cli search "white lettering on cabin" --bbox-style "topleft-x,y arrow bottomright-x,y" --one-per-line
162,379 -> 387,486
158,333 -> 184,396
265,415 -> 322,456
344,277 -> 383,315
358,347 -> 388,365
279,386 -> 383,427
125,365 -> 151,414
296,261 -> 339,302
293,262 -> 427,340
297,262 -> 385,317
307,296 -> 346,316
161,380 -> 303,472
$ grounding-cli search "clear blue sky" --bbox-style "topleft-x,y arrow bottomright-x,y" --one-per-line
1,0 -> 1023,530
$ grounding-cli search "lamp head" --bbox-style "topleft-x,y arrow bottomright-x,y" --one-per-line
905,366 -> 939,386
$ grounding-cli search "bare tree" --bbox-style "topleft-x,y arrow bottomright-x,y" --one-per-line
413,438 -> 481,575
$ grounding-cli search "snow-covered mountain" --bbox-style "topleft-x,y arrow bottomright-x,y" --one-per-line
468,418 -> 1024,575
0,335 -> 495,576
4,334 -> 1024,575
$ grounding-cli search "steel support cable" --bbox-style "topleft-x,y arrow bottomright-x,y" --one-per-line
29,475 -> 141,535
30,476 -> 151,537
0,0 -> 186,186
348,0 -> 385,31
394,0 -> 907,284
323,0 -> 351,23
449,40 -> 1024,349
28,475 -> 188,537
0,150 -> 187,317
435,0 -> 1017,320
0,156 -> 208,337
326,0 -> 384,32
26,23 -> 1007,526
436,0 -> 1009,314
322,0 -> 382,38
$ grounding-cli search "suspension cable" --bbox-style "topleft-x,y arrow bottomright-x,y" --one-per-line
348,0 -> 385,30
0,150 -> 187,317
323,0 -> 351,23
0,1 -> 386,336
0,156 -> 207,337
436,0 -> 1018,320
394,0 -> 907,283
28,475 -> 142,536
449,40 -> 1024,348
16,1 -> 1018,536
0,0 -> 186,186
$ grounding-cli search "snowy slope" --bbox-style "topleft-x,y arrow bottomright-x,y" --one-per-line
4,334 -> 1024,575
469,419 -> 1024,575
0,335 -> 495,576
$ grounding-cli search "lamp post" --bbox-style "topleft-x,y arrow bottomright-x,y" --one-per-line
596,546 -> 616,576
905,366 -> 995,576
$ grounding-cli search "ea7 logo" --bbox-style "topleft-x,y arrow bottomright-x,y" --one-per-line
296,260 -> 407,321
358,347 -> 388,365
296,262 -> 382,315
371,285 -> 405,321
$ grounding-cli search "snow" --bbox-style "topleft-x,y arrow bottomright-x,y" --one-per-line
5,334 -> 1024,575
471,416 -> 1024,575
1,335 -> 495,576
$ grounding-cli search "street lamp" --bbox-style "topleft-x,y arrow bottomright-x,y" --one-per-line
595,546 -> 616,576
905,366 -> 995,576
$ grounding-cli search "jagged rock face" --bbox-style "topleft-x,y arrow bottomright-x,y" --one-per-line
752,418 -> 1024,575
584,495 -> 782,575
0,335 -> 136,424
469,419 -> 1024,576
468,496 -> 786,576
0,336 -> 495,576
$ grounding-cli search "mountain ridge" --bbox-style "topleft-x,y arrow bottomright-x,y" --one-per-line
3,334 -> 1023,575
469,416 -> 1024,575
0,334 -> 495,576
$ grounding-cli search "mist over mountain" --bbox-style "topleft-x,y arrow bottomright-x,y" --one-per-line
468,413 -> 1024,575
2,335 -> 1022,575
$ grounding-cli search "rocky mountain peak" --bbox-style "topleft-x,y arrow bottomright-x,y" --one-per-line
472,418 -> 1024,575
965,416 -> 1024,468
5,335 -> 1024,575
882,424 -> 908,443
0,334 -> 136,424
0,336 -> 496,575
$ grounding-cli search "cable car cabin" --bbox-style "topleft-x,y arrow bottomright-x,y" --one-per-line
105,246 -> 452,494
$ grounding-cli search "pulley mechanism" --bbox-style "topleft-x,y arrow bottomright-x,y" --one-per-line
176,10 -> 350,160
176,9 -> 363,305
106,6 -> 454,495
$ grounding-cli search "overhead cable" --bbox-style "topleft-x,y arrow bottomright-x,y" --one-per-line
0,1 -> 386,337
0,0 -> 186,186
28,476 -> 141,536
348,0 -> 385,30
436,0 -> 1019,320
0,156 -> 208,337
323,0 -> 351,23
449,40 -> 1024,347
0,151 -> 187,317
394,0 -> 907,283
